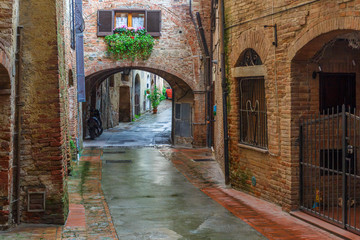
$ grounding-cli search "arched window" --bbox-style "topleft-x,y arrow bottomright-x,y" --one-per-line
237,49 -> 267,149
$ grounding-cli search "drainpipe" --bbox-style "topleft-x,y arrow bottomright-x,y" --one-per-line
14,26 -> 23,224
209,0 -> 215,148
219,0 -> 230,185
195,12 -> 212,147
190,0 -> 213,147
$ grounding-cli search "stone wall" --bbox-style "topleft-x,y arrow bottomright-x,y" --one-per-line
214,0 -> 360,211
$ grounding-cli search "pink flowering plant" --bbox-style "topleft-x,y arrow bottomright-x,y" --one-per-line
105,26 -> 155,61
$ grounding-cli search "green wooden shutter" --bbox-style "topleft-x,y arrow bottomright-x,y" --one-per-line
146,10 -> 161,37
97,10 -> 114,36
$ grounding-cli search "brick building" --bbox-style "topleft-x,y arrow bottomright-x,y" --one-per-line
1,0 -> 212,229
0,0 -> 78,229
83,0 -> 211,146
212,0 -> 360,234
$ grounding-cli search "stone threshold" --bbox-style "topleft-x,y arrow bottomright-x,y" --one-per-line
290,211 -> 360,240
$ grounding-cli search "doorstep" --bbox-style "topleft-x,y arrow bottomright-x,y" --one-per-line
290,211 -> 360,240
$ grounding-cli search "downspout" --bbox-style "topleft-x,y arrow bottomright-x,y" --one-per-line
219,0 -> 230,184
209,0 -> 215,148
195,12 -> 212,147
14,26 -> 23,224
189,0 -> 212,146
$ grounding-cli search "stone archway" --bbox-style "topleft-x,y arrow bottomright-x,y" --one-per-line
84,66 -> 206,146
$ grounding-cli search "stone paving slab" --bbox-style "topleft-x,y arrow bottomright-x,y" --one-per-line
101,148 -> 265,240
0,147 -> 351,239
160,148 -> 344,240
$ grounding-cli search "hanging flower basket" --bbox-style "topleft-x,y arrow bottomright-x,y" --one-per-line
104,26 -> 155,61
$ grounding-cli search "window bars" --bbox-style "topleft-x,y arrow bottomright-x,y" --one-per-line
239,78 -> 268,149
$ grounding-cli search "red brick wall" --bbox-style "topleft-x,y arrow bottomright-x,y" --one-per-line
215,0 -> 360,211
82,0 -> 211,147
18,0 -> 66,224
0,0 -> 77,227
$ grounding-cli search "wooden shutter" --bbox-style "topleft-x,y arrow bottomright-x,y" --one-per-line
146,10 -> 161,37
97,10 -> 114,36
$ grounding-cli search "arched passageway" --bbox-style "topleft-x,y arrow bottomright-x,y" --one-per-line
83,66 -> 205,147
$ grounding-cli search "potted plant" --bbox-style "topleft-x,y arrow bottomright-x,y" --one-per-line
147,86 -> 161,114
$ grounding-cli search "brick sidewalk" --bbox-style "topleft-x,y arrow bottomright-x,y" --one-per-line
0,149 -> 117,240
160,148 -> 349,240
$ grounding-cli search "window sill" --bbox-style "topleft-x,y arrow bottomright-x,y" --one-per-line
237,143 -> 268,154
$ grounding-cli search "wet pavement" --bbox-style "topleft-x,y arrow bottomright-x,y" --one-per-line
101,148 -> 266,240
0,147 -> 344,240
0,99 -> 347,239
84,100 -> 172,148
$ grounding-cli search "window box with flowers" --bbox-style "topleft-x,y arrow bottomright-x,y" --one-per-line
104,26 -> 155,60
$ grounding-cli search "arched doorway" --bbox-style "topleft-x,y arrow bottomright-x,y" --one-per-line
134,74 -> 141,116
292,30 -> 360,233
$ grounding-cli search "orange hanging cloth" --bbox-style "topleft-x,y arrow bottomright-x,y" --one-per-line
166,88 -> 173,100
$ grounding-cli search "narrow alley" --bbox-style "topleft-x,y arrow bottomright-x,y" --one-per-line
101,148 -> 264,240
84,100 -> 172,148
0,100 -> 347,240
2,0 -> 360,239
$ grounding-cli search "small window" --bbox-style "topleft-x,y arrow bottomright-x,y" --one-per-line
132,13 -> 145,28
239,78 -> 267,149
98,9 -> 161,37
115,12 -> 145,29
115,12 -> 129,28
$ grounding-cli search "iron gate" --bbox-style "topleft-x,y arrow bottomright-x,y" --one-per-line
300,105 -> 360,234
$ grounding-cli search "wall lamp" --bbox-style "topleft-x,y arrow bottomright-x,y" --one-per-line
264,24 -> 278,47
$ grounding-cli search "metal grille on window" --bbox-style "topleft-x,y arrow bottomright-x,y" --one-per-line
239,78 -> 267,149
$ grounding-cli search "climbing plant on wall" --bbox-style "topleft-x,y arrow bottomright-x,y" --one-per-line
104,26 -> 155,61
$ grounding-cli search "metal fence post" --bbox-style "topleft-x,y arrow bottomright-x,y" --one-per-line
341,104 -> 347,228
299,123 -> 303,206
